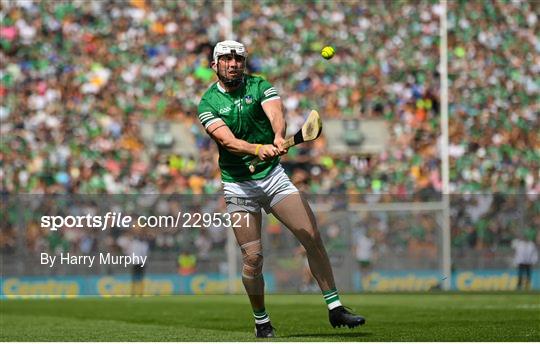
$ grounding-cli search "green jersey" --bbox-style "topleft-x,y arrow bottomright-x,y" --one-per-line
198,75 -> 280,182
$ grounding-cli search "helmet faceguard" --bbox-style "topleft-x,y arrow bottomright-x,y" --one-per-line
213,40 -> 247,88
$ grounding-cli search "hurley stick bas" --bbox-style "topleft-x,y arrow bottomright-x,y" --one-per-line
248,109 -> 322,173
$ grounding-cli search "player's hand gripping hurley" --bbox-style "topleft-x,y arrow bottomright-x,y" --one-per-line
249,109 -> 322,173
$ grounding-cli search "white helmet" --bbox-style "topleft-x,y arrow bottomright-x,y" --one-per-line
213,40 -> 247,63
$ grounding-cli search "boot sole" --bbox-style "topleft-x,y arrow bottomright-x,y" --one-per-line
331,319 -> 366,329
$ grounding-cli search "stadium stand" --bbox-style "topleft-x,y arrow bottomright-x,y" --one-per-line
1,1 -> 538,277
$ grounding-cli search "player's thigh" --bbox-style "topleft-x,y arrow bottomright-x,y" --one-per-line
269,192 -> 319,242
231,211 -> 263,246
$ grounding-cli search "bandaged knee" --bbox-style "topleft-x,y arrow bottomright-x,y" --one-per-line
241,240 -> 263,279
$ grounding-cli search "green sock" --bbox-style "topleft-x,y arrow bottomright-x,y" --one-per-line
323,288 -> 343,310
253,308 -> 270,324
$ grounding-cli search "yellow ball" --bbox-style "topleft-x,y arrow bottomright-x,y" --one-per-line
321,46 -> 335,60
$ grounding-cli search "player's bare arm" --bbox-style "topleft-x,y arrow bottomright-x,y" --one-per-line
206,119 -> 279,161
262,98 -> 288,154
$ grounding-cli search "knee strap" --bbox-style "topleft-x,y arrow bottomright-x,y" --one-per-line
241,240 -> 263,279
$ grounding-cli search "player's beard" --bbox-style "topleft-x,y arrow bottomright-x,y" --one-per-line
217,61 -> 245,88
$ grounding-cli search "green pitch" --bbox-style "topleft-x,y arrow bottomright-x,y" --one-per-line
1,293 -> 539,341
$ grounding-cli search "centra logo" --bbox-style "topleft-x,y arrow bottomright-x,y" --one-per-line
219,107 -> 231,114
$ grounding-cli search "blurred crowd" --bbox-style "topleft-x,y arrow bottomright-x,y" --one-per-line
446,1 -> 538,194
349,194 -> 539,265
1,0 -> 538,195
1,1 -> 538,258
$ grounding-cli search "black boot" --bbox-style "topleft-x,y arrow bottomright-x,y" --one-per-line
255,321 -> 276,338
329,306 -> 366,328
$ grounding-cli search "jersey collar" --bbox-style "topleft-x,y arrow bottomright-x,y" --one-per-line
216,81 -> 226,93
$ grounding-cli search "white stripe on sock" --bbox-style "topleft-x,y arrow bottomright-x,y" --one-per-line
323,292 -> 338,299
328,300 -> 342,310
255,316 -> 270,324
